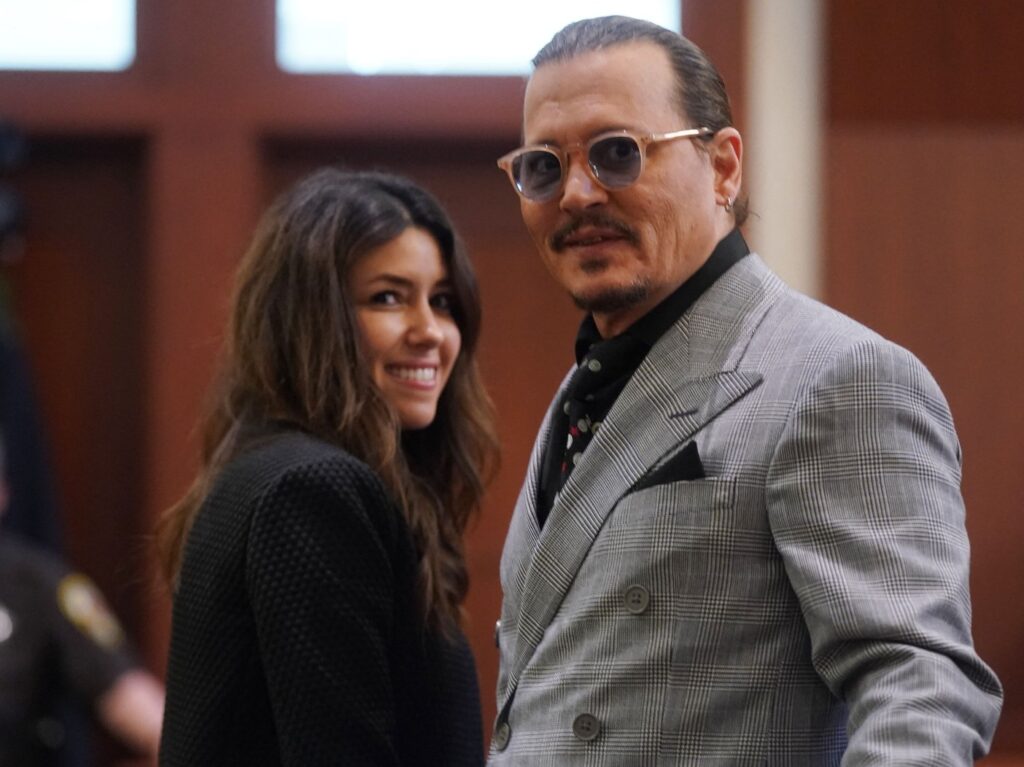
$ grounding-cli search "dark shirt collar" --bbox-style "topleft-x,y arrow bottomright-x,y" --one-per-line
574,227 -> 750,362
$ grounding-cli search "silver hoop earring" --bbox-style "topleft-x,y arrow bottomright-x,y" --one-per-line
724,197 -> 734,213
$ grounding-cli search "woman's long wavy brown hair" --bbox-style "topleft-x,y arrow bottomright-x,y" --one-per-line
156,168 -> 499,630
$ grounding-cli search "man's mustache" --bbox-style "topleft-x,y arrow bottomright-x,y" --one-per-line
550,214 -> 639,251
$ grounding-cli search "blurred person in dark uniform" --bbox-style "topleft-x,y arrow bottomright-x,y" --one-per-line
0,119 -> 63,549
0,432 -> 165,766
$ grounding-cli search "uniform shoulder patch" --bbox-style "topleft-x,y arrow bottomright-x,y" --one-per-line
0,602 -> 13,643
56,573 -> 125,649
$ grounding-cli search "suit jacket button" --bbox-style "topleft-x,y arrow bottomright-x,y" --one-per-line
494,619 -> 501,648
572,713 -> 601,741
623,584 -> 650,614
493,720 -> 511,751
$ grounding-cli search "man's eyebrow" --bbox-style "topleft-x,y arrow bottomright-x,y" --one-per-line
523,126 -> 635,148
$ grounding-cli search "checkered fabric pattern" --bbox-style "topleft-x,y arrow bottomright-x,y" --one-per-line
490,254 -> 1002,766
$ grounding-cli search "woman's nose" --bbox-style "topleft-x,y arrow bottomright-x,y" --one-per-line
407,305 -> 444,346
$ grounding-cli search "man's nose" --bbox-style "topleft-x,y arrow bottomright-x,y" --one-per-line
559,157 -> 607,212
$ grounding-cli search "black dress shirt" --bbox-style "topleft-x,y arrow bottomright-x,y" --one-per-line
537,228 -> 750,526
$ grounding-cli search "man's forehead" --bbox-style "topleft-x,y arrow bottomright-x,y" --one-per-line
527,40 -> 671,91
522,42 -> 680,138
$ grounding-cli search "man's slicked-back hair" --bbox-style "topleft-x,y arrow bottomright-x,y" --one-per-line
532,15 -> 748,225
532,15 -> 733,133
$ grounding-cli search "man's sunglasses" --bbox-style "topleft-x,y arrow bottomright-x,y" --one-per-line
497,126 -> 714,203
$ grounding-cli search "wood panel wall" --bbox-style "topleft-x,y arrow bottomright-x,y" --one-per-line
5,138 -> 148,631
826,0 -> 1024,758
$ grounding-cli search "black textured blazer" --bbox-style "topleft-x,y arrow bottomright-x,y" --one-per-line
160,431 -> 483,766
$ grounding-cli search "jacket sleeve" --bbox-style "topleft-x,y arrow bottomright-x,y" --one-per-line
245,457 -> 404,766
767,338 -> 1002,765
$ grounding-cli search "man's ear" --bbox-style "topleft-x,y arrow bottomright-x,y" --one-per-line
711,127 -> 743,203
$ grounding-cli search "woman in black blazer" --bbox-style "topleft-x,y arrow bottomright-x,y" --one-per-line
156,168 -> 498,766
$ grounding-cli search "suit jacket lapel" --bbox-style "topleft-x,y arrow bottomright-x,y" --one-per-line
501,255 -> 783,704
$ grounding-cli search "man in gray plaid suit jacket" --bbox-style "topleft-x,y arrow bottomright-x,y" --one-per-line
490,16 -> 1002,766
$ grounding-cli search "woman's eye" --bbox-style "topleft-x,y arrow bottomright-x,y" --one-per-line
430,292 -> 455,313
370,290 -> 401,306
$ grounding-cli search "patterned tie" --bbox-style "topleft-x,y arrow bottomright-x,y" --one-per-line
556,333 -> 648,488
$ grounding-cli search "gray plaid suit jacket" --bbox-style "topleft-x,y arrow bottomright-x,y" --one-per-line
490,254 -> 1002,766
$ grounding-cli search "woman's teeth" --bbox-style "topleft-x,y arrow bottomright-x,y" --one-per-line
387,366 -> 436,382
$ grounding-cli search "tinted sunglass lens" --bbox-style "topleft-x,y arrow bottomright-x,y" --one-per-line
589,136 -> 642,188
514,150 -> 562,201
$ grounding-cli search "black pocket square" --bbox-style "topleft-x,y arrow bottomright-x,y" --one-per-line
633,441 -> 705,491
